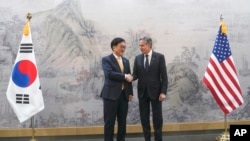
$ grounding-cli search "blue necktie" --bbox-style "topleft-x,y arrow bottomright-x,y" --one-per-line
145,55 -> 149,72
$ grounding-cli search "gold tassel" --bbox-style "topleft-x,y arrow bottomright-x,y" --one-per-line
221,21 -> 227,34
23,22 -> 30,36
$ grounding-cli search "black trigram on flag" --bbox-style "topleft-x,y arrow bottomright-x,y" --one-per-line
16,94 -> 29,104
19,43 -> 33,53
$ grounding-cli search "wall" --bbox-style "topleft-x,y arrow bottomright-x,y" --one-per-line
0,0 -> 250,128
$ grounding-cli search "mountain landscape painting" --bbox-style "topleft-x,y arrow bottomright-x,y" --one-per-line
0,0 -> 250,128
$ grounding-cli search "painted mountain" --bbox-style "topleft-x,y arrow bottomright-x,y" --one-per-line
0,0 -> 250,128
0,0 -> 105,127
31,0 -> 100,73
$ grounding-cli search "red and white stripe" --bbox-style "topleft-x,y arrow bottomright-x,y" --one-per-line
203,54 -> 243,114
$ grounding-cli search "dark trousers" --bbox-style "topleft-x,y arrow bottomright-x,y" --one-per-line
103,91 -> 128,141
139,90 -> 163,141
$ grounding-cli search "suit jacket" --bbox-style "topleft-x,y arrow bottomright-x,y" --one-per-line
133,51 -> 168,100
101,54 -> 133,101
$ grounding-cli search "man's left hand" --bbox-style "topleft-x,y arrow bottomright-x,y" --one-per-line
159,93 -> 166,101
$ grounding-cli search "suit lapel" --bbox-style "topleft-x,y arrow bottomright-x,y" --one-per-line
140,54 -> 146,73
122,57 -> 127,73
148,51 -> 156,71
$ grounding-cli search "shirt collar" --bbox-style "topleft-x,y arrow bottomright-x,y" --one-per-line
113,53 -> 121,59
145,50 -> 152,56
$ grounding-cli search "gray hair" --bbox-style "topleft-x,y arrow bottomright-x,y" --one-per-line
139,36 -> 152,47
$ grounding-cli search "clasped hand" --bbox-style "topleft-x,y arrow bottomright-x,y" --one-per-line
125,74 -> 133,82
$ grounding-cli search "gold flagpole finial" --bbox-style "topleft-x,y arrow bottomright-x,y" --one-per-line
220,14 -> 227,34
27,13 -> 32,21
23,13 -> 32,36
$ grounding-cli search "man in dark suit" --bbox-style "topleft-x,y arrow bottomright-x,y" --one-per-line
101,37 -> 133,141
132,36 -> 168,141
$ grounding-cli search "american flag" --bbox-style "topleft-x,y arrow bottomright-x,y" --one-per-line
203,22 -> 243,114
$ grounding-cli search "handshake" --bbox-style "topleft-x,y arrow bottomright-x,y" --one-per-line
125,74 -> 133,82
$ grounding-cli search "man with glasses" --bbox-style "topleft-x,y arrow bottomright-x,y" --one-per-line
101,37 -> 133,141
131,36 -> 168,141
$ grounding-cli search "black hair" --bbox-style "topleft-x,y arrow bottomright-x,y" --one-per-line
111,37 -> 125,50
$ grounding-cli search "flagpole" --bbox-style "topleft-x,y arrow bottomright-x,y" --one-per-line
215,14 -> 230,141
220,14 -> 224,22
25,13 -> 37,141
224,114 -> 227,133
30,116 -> 37,141
216,114 -> 229,141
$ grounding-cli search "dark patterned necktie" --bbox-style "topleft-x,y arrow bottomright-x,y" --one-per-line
145,55 -> 149,71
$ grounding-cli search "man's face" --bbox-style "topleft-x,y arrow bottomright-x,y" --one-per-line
139,40 -> 151,54
113,41 -> 126,56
